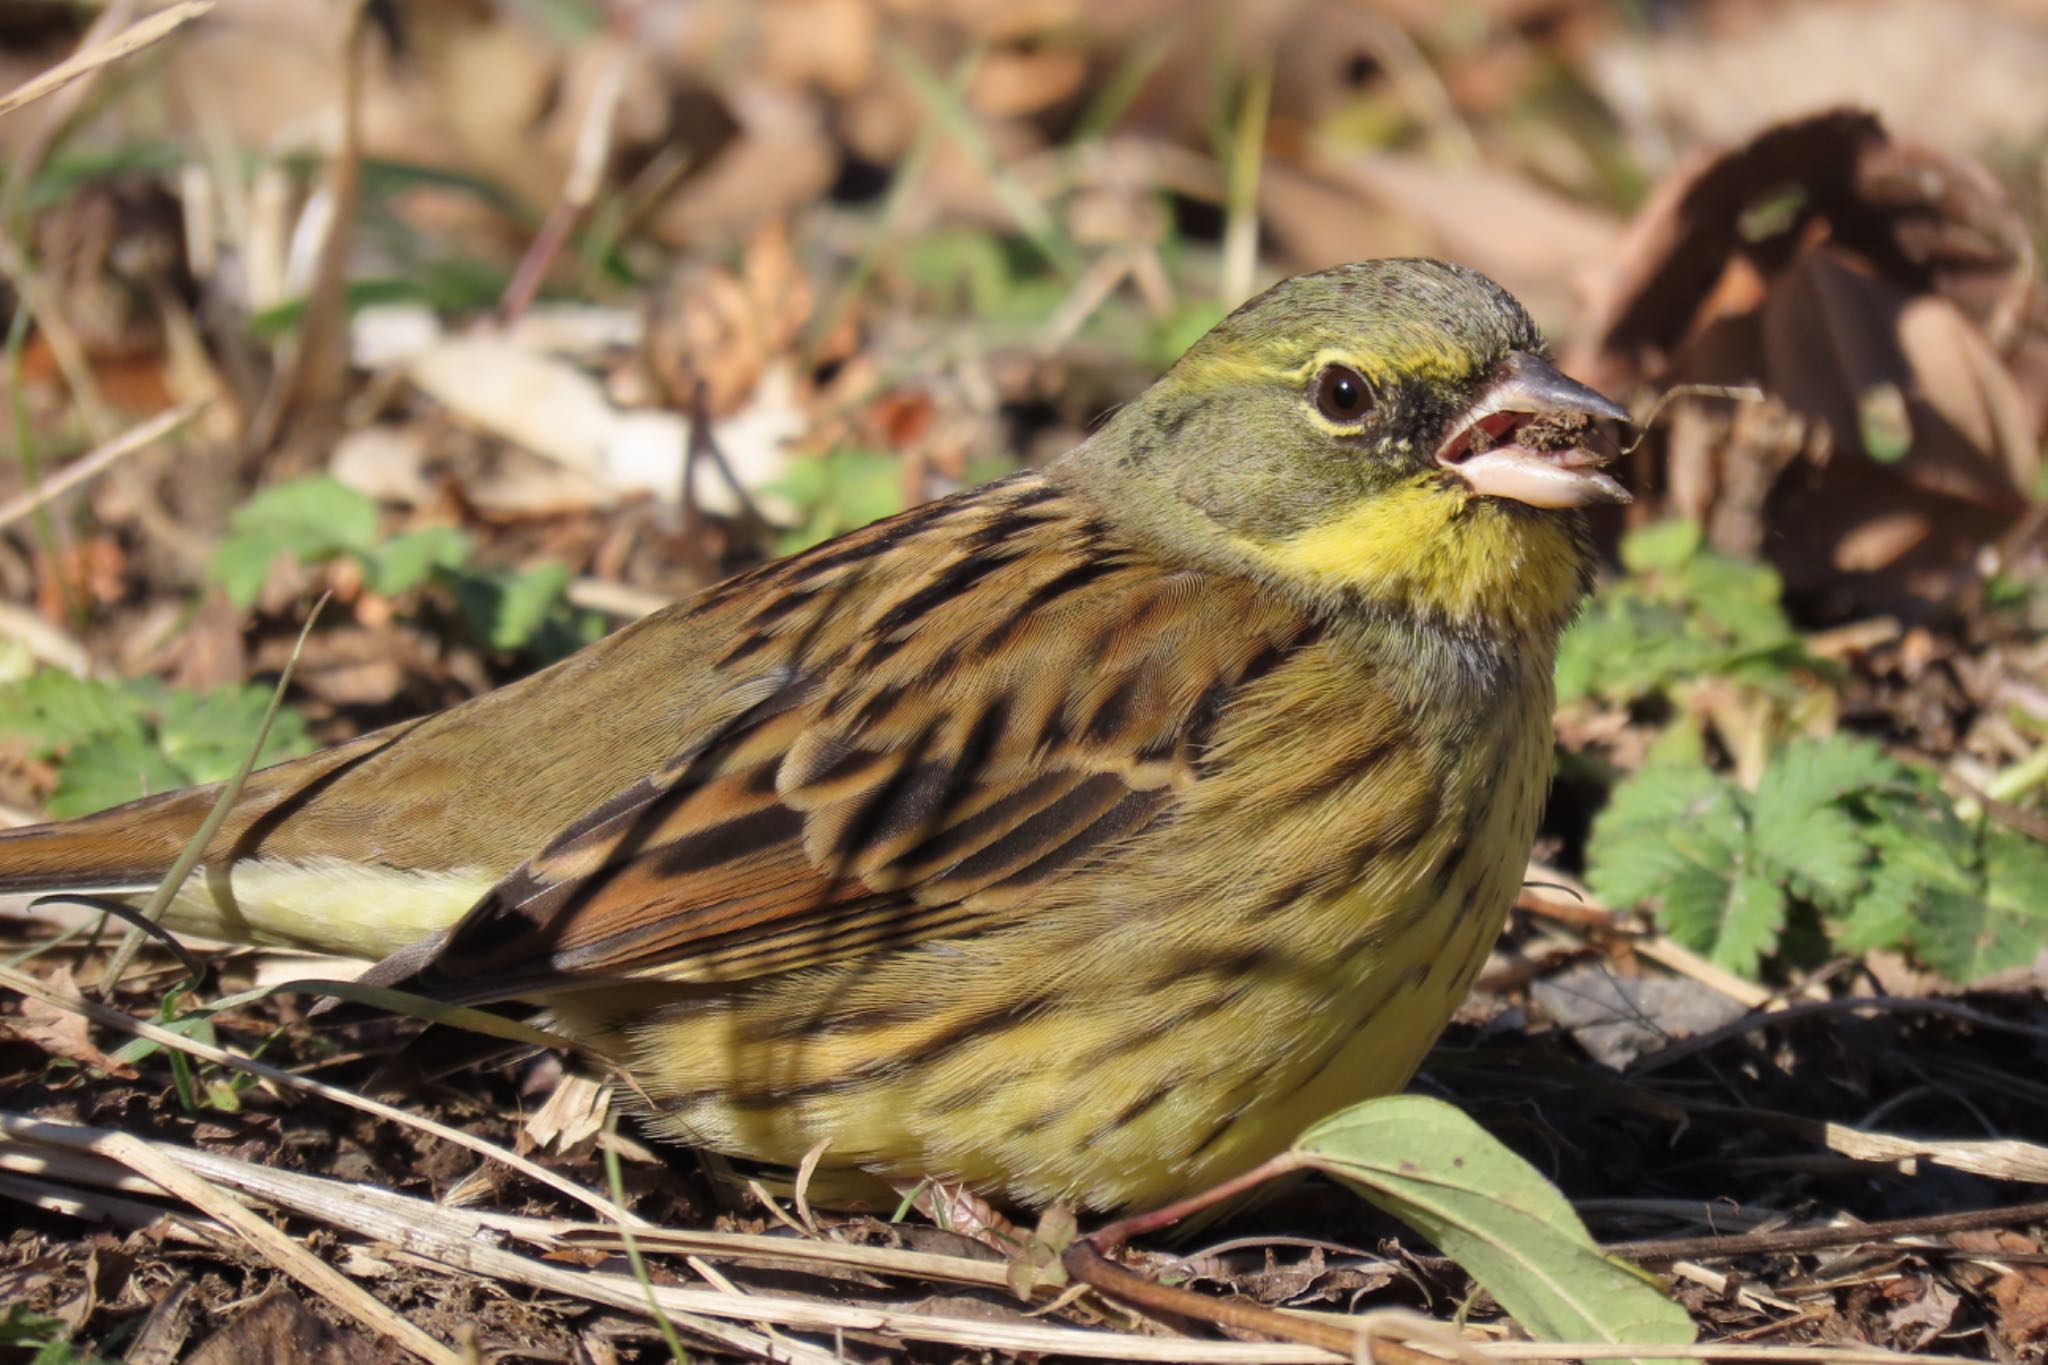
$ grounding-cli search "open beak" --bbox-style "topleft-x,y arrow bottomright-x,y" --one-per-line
1435,352 -> 1632,509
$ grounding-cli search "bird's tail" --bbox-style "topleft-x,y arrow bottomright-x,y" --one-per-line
0,785 -> 211,902
0,779 -> 483,961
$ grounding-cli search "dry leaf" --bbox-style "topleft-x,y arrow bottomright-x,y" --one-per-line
1953,1230 -> 2048,1344
1576,110 -> 2043,614
6,964 -> 137,1077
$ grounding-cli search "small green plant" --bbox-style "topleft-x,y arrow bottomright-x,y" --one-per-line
0,1298 -> 115,1363
210,475 -> 602,657
0,670 -> 314,817
1587,734 -> 2048,983
1555,519 -> 1811,705
770,448 -> 906,555
770,448 -> 1016,555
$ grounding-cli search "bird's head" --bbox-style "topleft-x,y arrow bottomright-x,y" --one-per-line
1077,258 -> 1629,648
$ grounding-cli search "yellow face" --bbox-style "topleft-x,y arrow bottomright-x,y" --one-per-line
1085,258 -> 1631,645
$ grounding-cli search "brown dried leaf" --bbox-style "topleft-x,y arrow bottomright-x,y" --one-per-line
1575,110 -> 2042,613
1953,1230 -> 2048,1344
1282,143 -> 1621,323
1880,1275 -> 1959,1351
6,965 -> 137,1077
646,219 -> 815,416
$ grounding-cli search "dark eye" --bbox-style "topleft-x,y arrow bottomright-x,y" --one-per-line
1313,365 -> 1373,423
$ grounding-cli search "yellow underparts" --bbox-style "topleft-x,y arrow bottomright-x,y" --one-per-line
1246,479 -> 1583,642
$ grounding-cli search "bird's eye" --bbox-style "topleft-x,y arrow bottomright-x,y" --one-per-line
1313,365 -> 1373,423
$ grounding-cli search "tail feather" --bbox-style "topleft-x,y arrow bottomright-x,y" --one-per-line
0,777 -> 489,960
0,784 -> 213,896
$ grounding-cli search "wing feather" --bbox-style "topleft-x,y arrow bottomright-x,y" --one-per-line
401,476 -> 1316,998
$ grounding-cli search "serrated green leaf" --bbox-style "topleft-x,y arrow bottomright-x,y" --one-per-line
1914,830 -> 2048,983
153,685 -> 315,784
1593,759 -> 1731,829
48,732 -> 187,817
1833,860 -> 1922,954
0,671 -> 314,818
1298,1096 -> 1695,1363
227,475 -> 380,552
209,536 -> 286,609
1764,735 -> 1902,806
1586,764 -> 1741,912
1585,759 -> 1804,969
772,449 -> 906,554
1713,869 -> 1788,977
0,673 -> 149,754
1748,791 -> 1865,910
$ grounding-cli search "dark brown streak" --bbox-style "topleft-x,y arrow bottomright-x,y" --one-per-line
1073,980 -> 1253,1069
1083,677 -> 1141,746
867,543 -> 1032,643
651,804 -> 807,879
974,556 -> 1129,657
704,988 -> 1063,1110
940,775 -> 1141,887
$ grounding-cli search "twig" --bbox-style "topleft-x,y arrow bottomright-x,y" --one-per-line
1067,1239 -> 1433,1364
0,400 -> 207,533
0,1 -> 215,119
1619,384 -> 1766,457
1602,1199 -> 2048,1265
500,5 -> 633,321
1628,995 -> 2048,1077
83,1126 -> 461,1363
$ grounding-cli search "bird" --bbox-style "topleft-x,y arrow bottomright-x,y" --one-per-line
0,258 -> 1628,1214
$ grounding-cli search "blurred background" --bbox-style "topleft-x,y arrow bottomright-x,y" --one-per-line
2,3 -> 2047,1358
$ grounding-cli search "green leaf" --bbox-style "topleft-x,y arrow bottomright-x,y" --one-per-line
365,525 -> 472,596
1715,870 -> 1788,978
209,535 -> 289,609
1298,1096 -> 1696,1363
1586,760 -> 1796,972
453,561 -> 574,652
1617,519 -> 1702,575
1857,382 -> 1912,463
1749,737 -> 1896,905
1585,761 -> 1736,907
771,449 -> 906,554
152,685 -> 315,784
1759,734 -> 1901,808
212,476 -> 381,607
48,732 -> 187,817
0,672 -> 151,754
228,476 -> 381,554
0,671 -> 315,818
1914,830 -> 2048,983
1832,860 -> 1920,954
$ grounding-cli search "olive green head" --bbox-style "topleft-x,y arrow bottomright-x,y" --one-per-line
1073,258 -> 1631,643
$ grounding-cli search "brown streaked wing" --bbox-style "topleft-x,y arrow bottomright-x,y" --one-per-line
401,477 -> 1315,998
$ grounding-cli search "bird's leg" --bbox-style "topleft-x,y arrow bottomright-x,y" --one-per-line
1079,1150 -> 1301,1252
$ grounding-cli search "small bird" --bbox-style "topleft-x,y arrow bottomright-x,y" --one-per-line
0,259 -> 1627,1213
